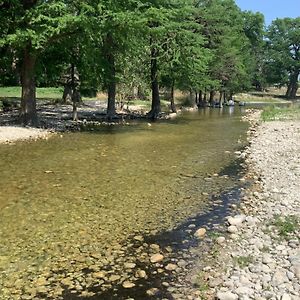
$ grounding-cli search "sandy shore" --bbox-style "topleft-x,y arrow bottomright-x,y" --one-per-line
201,113 -> 300,299
0,126 -> 52,144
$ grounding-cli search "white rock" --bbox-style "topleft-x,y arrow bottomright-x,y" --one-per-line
216,291 -> 238,300
216,236 -> 226,244
227,226 -> 238,234
262,254 -> 273,264
272,269 -> 288,285
281,293 -> 292,300
236,286 -> 254,296
228,215 -> 246,227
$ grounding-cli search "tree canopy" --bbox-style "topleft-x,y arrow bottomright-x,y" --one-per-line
0,0 -> 299,125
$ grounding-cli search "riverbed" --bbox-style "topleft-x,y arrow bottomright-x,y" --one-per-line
0,108 -> 248,299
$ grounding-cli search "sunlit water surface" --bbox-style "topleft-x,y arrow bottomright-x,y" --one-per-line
0,108 -> 248,299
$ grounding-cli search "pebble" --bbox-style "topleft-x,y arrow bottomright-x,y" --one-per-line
165,263 -> 177,271
122,281 -> 135,288
216,237 -> 226,244
194,228 -> 207,238
217,291 -> 238,300
207,120 -> 300,300
227,226 -> 238,234
150,254 -> 164,263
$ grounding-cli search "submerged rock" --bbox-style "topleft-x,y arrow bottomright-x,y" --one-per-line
150,254 -> 164,263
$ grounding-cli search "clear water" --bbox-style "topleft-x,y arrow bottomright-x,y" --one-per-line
0,108 -> 248,298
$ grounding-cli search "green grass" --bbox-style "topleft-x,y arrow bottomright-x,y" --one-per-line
233,255 -> 253,268
0,86 -> 64,99
261,105 -> 300,121
272,215 -> 299,239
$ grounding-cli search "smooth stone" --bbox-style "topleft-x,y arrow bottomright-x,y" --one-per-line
150,244 -> 160,251
228,215 -> 245,227
216,237 -> 226,244
150,254 -> 164,263
165,263 -> 177,271
281,294 -> 292,300
216,291 -> 238,300
135,270 -> 147,278
93,271 -> 106,279
109,275 -> 121,282
227,226 -> 238,234
146,288 -> 160,296
122,281 -> 135,289
272,269 -> 288,285
194,228 -> 207,238
124,262 -> 136,269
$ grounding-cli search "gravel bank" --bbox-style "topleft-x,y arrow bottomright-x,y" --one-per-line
204,113 -> 300,300
0,126 -> 52,144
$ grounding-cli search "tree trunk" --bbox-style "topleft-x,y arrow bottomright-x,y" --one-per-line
107,78 -> 116,119
170,83 -> 176,113
203,90 -> 207,103
199,90 -> 203,102
286,70 -> 299,99
209,91 -> 215,104
62,85 -> 72,103
105,34 -> 116,119
20,46 -> 38,126
148,45 -> 160,120
137,86 -> 146,100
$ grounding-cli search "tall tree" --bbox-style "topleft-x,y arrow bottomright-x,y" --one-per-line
0,0 -> 97,125
242,11 -> 266,91
196,0 -> 253,103
266,18 -> 300,99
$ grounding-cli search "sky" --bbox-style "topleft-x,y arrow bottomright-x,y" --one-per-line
235,0 -> 300,26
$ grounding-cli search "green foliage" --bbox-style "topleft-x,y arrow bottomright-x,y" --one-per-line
1,0 -> 297,120
271,215 -> 299,238
265,17 -> 300,95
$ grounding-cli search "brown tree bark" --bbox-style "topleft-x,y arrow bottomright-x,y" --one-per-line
170,82 -> 176,113
209,91 -> 215,104
20,45 -> 38,126
105,33 -> 116,119
286,70 -> 299,99
148,45 -> 161,120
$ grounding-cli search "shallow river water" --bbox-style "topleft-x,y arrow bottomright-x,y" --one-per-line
0,108 -> 248,299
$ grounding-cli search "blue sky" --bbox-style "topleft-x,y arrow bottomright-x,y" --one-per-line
235,0 -> 300,26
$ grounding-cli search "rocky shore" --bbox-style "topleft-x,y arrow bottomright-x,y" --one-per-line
0,126 -> 52,144
201,112 -> 300,300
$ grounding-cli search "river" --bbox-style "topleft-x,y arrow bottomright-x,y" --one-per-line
0,107 -> 248,299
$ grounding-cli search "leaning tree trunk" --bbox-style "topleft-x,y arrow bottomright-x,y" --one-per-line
148,46 -> 161,120
20,46 -> 38,126
170,82 -> 176,113
286,70 -> 299,99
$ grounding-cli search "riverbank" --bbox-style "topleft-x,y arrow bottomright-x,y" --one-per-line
0,126 -> 53,144
200,112 -> 300,299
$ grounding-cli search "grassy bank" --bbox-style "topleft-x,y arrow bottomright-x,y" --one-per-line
0,86 -> 64,99
261,104 -> 300,121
